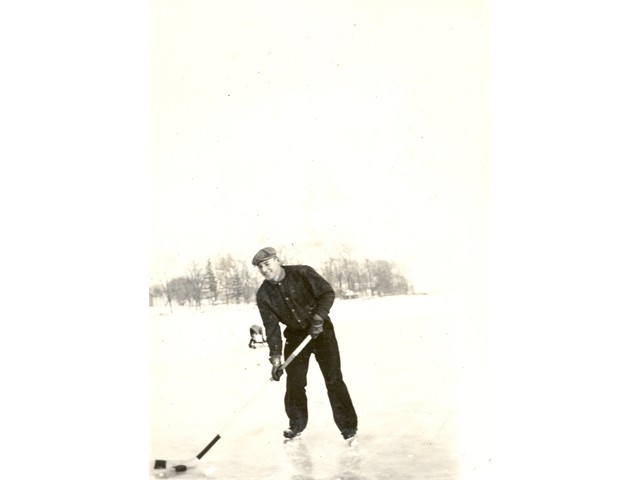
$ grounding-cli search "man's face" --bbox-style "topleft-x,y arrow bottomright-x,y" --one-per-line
257,257 -> 282,282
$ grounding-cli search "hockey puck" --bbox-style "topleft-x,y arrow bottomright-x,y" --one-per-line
174,465 -> 187,472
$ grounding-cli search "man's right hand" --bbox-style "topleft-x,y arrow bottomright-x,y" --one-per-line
270,355 -> 283,381
271,363 -> 284,381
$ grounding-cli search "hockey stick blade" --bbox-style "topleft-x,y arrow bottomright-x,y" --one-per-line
153,336 -> 312,471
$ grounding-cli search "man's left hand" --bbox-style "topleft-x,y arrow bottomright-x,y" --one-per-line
309,323 -> 323,338
309,314 -> 324,339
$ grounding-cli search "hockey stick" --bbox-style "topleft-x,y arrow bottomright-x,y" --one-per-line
153,335 -> 313,474
278,334 -> 313,371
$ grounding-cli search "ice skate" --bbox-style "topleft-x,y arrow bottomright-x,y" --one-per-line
283,427 -> 303,443
342,429 -> 358,447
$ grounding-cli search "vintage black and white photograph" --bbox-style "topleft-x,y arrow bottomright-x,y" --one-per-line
3,2 -> 640,480
149,2 -> 489,479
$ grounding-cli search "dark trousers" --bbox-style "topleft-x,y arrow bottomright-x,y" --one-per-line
283,322 -> 358,435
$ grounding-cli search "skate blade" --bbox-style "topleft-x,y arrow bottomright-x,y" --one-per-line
345,435 -> 358,447
283,433 -> 302,444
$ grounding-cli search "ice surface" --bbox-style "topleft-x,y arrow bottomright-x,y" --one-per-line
150,295 -> 484,479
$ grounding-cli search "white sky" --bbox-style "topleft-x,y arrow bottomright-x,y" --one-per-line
150,0 -> 489,293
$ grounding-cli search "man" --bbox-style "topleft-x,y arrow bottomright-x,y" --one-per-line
252,247 -> 358,442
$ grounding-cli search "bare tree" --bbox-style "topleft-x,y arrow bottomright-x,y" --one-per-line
239,261 -> 262,303
149,285 -> 163,306
364,259 -> 373,297
216,254 -> 242,304
160,279 -> 173,312
186,261 -> 205,309
328,257 -> 345,297
341,255 -> 361,298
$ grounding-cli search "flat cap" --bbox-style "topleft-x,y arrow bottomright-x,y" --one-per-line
252,247 -> 277,266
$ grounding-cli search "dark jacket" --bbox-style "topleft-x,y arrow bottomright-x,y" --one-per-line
256,265 -> 335,357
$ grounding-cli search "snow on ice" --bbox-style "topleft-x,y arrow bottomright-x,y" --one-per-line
150,294 -> 487,479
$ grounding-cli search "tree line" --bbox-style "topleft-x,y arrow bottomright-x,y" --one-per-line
149,253 -> 412,311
